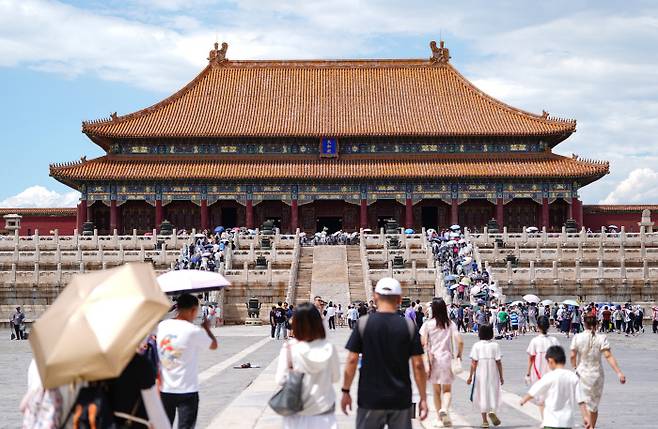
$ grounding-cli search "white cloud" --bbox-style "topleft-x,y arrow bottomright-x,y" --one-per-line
601,168 -> 658,204
0,186 -> 80,208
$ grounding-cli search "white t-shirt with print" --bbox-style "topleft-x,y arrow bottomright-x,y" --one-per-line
157,319 -> 212,394
325,306 -> 336,317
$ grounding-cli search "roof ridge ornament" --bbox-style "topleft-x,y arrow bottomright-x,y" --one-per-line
429,40 -> 450,64
208,42 -> 228,65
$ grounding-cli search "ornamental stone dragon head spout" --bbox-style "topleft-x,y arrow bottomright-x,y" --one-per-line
429,40 -> 450,64
208,42 -> 229,65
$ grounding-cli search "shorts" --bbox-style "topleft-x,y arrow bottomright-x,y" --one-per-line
511,325 -> 518,330
356,407 -> 412,429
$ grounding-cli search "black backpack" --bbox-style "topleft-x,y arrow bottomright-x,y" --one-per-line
61,382 -> 117,429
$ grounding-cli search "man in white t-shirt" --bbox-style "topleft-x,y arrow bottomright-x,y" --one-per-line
521,345 -> 588,429
157,294 -> 218,429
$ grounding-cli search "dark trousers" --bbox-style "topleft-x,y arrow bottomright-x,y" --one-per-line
270,323 -> 275,338
348,319 -> 355,329
653,320 -> 658,333
13,324 -> 22,340
161,392 -> 199,429
329,316 -> 336,330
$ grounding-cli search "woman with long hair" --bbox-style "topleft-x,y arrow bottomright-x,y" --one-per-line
274,302 -> 340,429
419,298 -> 464,427
525,316 -> 559,420
570,314 -> 626,428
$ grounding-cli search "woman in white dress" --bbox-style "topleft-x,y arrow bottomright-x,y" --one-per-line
419,298 -> 464,427
525,315 -> 559,420
467,324 -> 504,428
275,303 -> 340,429
570,314 -> 626,429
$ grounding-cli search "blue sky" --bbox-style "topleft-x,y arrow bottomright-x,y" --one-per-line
1,0 -> 658,206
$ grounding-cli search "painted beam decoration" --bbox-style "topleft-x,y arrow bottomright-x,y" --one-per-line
82,181 -> 579,203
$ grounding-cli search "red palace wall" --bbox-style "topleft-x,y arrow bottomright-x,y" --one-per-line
582,206 -> 658,232
18,215 -> 77,235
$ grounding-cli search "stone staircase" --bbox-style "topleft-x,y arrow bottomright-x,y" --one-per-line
295,247 -> 314,304
347,245 -> 366,303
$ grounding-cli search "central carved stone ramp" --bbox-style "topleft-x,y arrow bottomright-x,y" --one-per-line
346,245 -> 366,303
294,247 -> 314,305
311,246 -> 350,306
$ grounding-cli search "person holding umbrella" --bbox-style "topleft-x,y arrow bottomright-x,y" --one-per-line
157,294 -> 218,429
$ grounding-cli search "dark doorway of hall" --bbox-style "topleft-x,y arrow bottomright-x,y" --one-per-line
421,206 -> 438,230
221,207 -> 237,229
317,217 -> 342,233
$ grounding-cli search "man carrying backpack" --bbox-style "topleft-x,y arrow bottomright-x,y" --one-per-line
341,278 -> 428,429
157,294 -> 218,429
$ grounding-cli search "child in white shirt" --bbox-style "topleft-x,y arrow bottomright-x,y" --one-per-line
520,345 -> 589,429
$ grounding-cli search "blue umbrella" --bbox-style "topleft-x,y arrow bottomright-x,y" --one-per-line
404,228 -> 415,234
444,274 -> 458,281
214,226 -> 225,233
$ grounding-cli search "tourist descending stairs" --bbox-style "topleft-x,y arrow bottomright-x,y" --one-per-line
295,247 -> 314,305
346,245 -> 366,303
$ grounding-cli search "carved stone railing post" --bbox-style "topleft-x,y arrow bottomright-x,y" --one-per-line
33,262 -> 40,286
483,227 -> 489,245
643,259 -> 649,283
575,260 -> 581,284
387,260 -> 393,277
411,260 -> 417,284
267,261 -> 273,286
529,260 -> 535,284
620,258 -> 626,283
597,260 -> 604,283
552,260 -> 558,284
56,263 -> 62,286
506,260 -> 512,284
503,226 -> 509,242
577,242 -> 583,261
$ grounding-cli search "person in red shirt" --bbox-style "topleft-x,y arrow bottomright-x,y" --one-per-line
601,306 -> 613,333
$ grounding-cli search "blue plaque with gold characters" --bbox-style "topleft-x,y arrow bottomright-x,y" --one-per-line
320,137 -> 338,158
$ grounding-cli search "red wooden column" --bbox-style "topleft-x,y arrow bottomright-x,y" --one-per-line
77,200 -> 87,231
496,198 -> 504,228
155,199 -> 163,229
290,199 -> 299,231
451,198 -> 459,225
405,198 -> 413,229
109,199 -> 118,232
541,197 -> 550,230
200,199 -> 209,231
573,197 -> 583,227
245,200 -> 254,229
360,199 -> 368,229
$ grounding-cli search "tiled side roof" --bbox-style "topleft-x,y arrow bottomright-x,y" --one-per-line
82,58 -> 575,139
50,153 -> 608,185
584,205 -> 658,214
0,208 -> 76,216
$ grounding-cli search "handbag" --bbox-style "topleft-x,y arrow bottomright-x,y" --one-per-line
449,326 -> 463,375
268,342 -> 305,416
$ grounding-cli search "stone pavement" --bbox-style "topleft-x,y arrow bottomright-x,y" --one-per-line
2,325 -> 657,428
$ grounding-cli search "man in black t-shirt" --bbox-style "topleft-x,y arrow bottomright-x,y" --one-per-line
341,278 -> 428,429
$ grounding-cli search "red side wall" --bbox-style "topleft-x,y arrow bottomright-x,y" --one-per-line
582,210 -> 658,232
17,215 -> 77,235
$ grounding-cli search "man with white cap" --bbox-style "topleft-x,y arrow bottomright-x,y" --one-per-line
341,277 -> 428,429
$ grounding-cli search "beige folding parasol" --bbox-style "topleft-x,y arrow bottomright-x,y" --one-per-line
29,263 -> 171,389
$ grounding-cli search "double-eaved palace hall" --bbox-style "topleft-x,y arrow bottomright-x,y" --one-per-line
50,41 -> 609,234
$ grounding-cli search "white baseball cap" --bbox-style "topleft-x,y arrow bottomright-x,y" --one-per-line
374,277 -> 402,296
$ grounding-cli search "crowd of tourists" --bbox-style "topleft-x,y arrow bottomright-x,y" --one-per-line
268,278 -> 630,429
173,228 -> 237,271
299,229 -> 360,246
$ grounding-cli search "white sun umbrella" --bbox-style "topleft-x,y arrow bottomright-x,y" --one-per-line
526,226 -> 539,233
450,224 -> 461,230
427,228 -> 436,234
157,270 -> 231,295
541,299 -> 554,306
523,294 -> 541,304
511,300 -> 524,306
362,228 -> 373,233
470,285 -> 481,295
562,299 -> 580,307
608,225 -> 618,230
